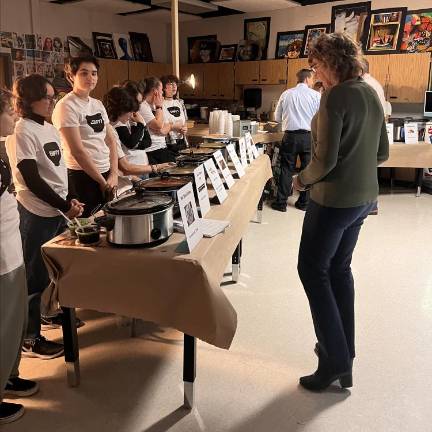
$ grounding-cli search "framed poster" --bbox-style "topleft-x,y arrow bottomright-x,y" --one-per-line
187,35 -> 217,63
275,31 -> 304,59
365,8 -> 407,54
331,2 -> 371,46
113,34 -> 134,60
67,36 -> 93,57
92,32 -> 117,59
244,17 -> 271,60
129,32 -> 153,62
301,24 -> 330,58
401,9 -> 432,53
0,32 -> 13,49
218,44 -> 237,62
237,40 -> 261,61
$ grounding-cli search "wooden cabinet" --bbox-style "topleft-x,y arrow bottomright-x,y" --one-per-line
259,59 -> 287,85
235,61 -> 260,85
363,54 -> 389,92
217,63 -> 235,99
105,59 -> 129,89
92,58 -> 109,101
179,64 -> 204,98
203,64 -> 219,98
147,63 -> 171,78
387,53 -> 430,103
128,61 -> 148,82
286,58 -> 310,89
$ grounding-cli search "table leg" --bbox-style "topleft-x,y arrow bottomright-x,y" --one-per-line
256,191 -> 264,224
232,240 -> 242,282
61,307 -> 80,387
390,168 -> 395,191
415,168 -> 423,197
183,334 -> 196,409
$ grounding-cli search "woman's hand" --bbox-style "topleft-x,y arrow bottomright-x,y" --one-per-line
131,112 -> 145,124
66,199 -> 84,218
154,92 -> 164,108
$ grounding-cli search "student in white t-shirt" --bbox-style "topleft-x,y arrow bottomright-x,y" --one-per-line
161,75 -> 188,154
6,75 -> 84,363
0,88 -> 39,425
139,77 -> 184,164
52,55 -> 118,217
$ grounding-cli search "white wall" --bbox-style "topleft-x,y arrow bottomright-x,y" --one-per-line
0,0 -> 171,63
178,0 -> 432,113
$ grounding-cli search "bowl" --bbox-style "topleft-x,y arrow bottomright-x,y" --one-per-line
75,224 -> 100,245
67,218 -> 91,236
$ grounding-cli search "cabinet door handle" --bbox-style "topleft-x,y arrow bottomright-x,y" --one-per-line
261,78 -> 267,81
252,79 -> 258,82
390,96 -> 398,99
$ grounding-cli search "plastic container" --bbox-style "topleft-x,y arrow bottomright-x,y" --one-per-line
76,224 -> 100,245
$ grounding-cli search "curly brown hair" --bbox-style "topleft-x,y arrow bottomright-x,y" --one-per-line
308,33 -> 364,83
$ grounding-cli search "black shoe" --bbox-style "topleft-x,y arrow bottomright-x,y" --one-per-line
271,202 -> 287,212
4,377 -> 39,397
0,402 -> 24,425
41,314 -> 85,330
294,201 -> 307,211
22,336 -> 64,360
300,370 -> 352,392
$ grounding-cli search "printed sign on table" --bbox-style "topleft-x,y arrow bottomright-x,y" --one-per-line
226,143 -> 245,178
404,123 -> 418,144
213,150 -> 235,189
239,137 -> 248,168
177,182 -> 203,253
386,123 -> 394,145
204,158 -> 228,204
193,164 -> 211,217
248,133 -> 259,158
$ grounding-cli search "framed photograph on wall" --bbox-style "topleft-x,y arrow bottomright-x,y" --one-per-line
129,32 -> 153,62
275,31 -> 304,59
237,40 -> 261,62
218,44 -> 237,62
331,2 -> 371,46
67,36 -> 93,58
113,34 -> 134,60
365,8 -> 407,54
401,9 -> 432,53
301,24 -> 330,58
92,32 -> 117,59
187,35 -> 217,63
244,17 -> 271,60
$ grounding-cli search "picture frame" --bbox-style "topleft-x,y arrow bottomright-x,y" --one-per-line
66,36 -> 93,58
129,32 -> 153,62
187,35 -> 217,63
237,40 -> 261,62
365,8 -> 407,54
275,30 -> 304,59
113,34 -> 134,61
92,32 -> 117,59
244,17 -> 271,60
301,24 -> 330,58
331,2 -> 371,46
400,9 -> 432,53
218,44 -> 237,62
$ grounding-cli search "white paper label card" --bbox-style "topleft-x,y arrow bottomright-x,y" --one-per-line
249,134 -> 259,158
177,182 -> 203,253
386,123 -> 394,145
213,150 -> 235,189
193,164 -> 211,217
226,143 -> 245,178
425,122 -> 432,144
404,122 -> 418,144
239,137 -> 248,168
246,139 -> 255,162
204,158 -> 228,204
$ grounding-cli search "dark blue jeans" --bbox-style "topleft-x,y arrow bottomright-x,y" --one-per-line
18,203 -> 65,340
297,199 -> 376,371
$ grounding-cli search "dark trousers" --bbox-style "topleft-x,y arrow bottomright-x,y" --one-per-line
68,169 -> 110,217
147,148 -> 176,164
18,203 -> 65,340
297,200 -> 376,371
276,131 -> 311,206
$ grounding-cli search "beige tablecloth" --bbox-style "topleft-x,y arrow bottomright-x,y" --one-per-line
42,155 -> 273,349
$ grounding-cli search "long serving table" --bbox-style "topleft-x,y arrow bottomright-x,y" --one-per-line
42,155 -> 273,409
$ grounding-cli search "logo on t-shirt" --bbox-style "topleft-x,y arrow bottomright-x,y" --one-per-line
167,106 -> 181,117
43,142 -> 62,166
85,113 -> 105,133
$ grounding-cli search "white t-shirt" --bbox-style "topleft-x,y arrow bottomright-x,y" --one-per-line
0,173 -> 23,275
112,120 -> 149,166
6,118 -> 68,217
139,101 -> 167,153
52,92 -> 110,172
163,99 -> 186,140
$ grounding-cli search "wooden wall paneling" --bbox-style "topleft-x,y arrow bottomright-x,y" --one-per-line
106,59 -> 129,89
147,63 -> 171,78
92,58 -> 109,101
128,61 -> 148,82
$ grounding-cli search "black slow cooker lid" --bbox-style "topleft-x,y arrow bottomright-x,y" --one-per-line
106,192 -> 173,215
136,176 -> 193,191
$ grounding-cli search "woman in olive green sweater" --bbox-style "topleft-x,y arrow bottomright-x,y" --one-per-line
293,33 -> 389,392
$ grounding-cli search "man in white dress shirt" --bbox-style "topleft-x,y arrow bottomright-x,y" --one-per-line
272,69 -> 321,212
362,59 -> 386,114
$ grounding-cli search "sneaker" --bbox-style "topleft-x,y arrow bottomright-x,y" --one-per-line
0,402 -> 24,425
4,377 -> 39,397
22,336 -> 64,360
271,202 -> 287,212
41,314 -> 85,330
